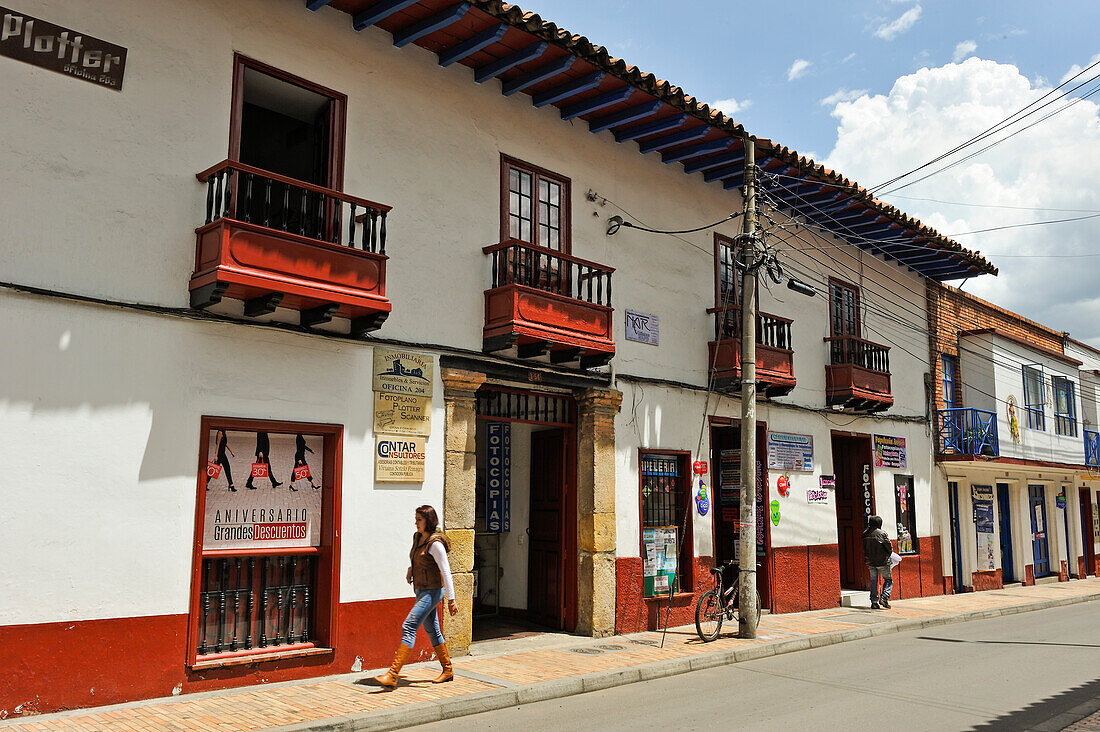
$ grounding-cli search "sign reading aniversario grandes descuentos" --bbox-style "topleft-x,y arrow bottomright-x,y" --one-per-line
1,7 -> 127,89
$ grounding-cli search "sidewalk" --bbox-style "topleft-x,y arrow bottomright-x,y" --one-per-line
5,578 -> 1099,732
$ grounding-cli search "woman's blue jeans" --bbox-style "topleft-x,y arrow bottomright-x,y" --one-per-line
401,588 -> 445,647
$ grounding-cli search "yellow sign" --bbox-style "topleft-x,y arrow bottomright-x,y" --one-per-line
374,393 -> 431,436
373,349 -> 433,398
375,435 -> 426,483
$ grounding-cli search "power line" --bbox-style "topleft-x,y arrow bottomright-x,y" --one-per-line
946,212 -> 1100,236
880,194 -> 1100,214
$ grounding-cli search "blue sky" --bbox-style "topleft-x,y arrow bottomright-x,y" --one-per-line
526,1 -> 1100,344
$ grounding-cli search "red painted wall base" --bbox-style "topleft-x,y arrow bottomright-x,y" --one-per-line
1023,564 -> 1035,586
1,597 -> 434,717
971,569 -> 1002,592
615,556 -> 714,635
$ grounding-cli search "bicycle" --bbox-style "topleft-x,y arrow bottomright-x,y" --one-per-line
694,559 -> 761,642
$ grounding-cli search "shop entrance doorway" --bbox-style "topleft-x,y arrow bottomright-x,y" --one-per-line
997,484 -> 1015,583
709,421 -> 770,608
832,433 -> 873,590
1080,488 -> 1096,577
473,387 -> 577,641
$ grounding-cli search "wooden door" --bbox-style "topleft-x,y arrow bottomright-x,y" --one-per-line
833,435 -> 872,590
528,429 -> 565,628
1029,485 -> 1050,577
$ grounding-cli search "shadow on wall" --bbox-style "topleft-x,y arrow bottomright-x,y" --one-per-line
1,292 -> 374,486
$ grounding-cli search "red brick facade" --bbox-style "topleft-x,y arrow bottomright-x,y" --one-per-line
926,282 -> 1065,409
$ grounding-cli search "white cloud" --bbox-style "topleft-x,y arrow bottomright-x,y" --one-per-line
1060,52 -> 1100,85
822,57 -> 1100,344
842,53 -> 856,64
952,40 -> 977,63
820,88 -> 869,107
787,58 -> 812,82
709,97 -> 752,116
874,5 -> 922,40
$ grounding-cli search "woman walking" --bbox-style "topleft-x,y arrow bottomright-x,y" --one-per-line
206,429 -> 236,492
375,505 -> 458,687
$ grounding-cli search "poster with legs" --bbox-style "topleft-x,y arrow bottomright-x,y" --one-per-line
203,430 -> 323,550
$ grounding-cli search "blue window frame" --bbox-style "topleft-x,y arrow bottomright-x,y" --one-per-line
1052,375 -> 1077,436
1022,365 -> 1045,431
941,355 -> 958,410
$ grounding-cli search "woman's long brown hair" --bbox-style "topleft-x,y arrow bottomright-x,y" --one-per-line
416,505 -> 439,534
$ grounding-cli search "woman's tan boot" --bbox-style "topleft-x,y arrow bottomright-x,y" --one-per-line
374,644 -> 411,687
431,643 -> 454,683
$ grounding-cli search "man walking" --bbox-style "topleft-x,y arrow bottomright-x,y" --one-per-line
863,515 -> 893,609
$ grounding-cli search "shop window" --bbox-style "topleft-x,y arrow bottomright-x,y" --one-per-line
639,451 -> 693,594
893,474 -> 918,555
1022,365 -> 1045,431
1052,375 -> 1077,437
941,354 -> 959,410
189,417 -> 341,666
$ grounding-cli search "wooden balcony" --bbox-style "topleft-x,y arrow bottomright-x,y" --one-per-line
189,160 -> 392,335
482,240 -> 615,369
707,306 -> 795,397
824,335 -> 893,412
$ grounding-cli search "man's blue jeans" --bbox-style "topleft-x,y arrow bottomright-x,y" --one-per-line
401,588 -> 445,647
869,565 -> 892,603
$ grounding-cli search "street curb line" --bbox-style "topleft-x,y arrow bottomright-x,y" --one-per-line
165,591 -> 1100,732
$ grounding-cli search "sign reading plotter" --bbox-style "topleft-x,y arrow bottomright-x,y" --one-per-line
1,7 -> 127,90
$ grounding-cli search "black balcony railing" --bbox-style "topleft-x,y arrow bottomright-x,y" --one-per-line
198,554 -> 315,656
486,239 -> 613,307
937,408 -> 999,457
713,306 -> 792,349
825,335 -> 890,373
1086,429 -> 1100,467
197,160 -> 391,254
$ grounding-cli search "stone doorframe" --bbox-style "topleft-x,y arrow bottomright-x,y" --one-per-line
439,368 -> 622,653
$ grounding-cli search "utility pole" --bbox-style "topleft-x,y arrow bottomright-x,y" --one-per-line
738,138 -> 759,639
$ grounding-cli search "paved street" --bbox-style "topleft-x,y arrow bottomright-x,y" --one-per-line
413,601 -> 1100,732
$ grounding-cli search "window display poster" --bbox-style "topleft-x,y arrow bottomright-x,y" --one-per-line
642,526 -> 678,597
894,475 -> 917,554
873,435 -> 907,469
203,430 -> 322,550
766,431 -> 814,472
977,532 -> 996,570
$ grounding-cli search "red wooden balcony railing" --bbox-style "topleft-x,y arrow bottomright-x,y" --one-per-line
707,305 -> 796,397
482,239 -> 615,369
188,160 -> 392,335
824,335 -> 893,411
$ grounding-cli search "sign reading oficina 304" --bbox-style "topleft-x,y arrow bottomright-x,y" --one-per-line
373,348 -> 433,398
1,7 -> 127,90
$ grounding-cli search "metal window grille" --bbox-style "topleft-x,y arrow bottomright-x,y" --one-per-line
475,388 -> 574,426
640,455 -> 684,528
198,555 -> 315,656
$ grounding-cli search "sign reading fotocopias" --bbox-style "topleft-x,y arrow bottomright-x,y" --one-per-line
373,348 -> 433,398
1,7 -> 127,90
375,435 -> 426,482
202,430 -> 322,550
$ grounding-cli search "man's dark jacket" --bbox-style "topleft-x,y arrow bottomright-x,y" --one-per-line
862,515 -> 893,567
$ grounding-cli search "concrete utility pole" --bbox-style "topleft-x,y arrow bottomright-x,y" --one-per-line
738,138 -> 759,639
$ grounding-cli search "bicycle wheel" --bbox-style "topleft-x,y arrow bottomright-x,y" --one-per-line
695,589 -> 723,642
730,589 -> 763,627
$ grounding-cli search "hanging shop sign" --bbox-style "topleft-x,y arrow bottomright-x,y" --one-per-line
693,460 -> 708,475
375,435 -> 426,483
202,430 -> 322,550
695,479 -> 710,516
1056,490 -> 1066,509
485,422 -> 511,532
861,464 -> 874,521
770,500 -> 781,526
642,526 -> 678,597
873,435 -> 907,469
776,474 -> 790,497
766,431 -> 814,472
0,7 -> 127,90
624,309 -> 659,346
373,392 -> 431,436
373,348 -> 433,398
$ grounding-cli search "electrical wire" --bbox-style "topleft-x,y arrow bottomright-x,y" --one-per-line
880,194 -> 1100,214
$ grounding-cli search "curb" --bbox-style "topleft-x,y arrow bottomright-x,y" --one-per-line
272,590 -> 1100,732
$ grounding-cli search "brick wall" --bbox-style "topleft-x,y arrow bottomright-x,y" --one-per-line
926,282 -> 1065,409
